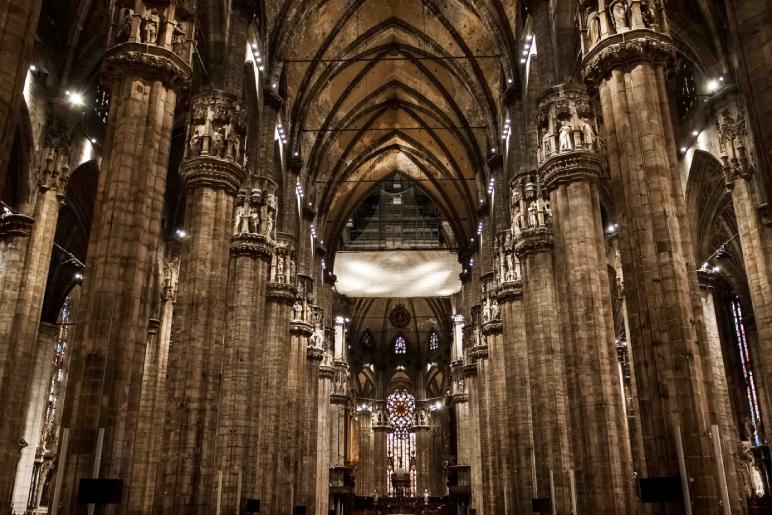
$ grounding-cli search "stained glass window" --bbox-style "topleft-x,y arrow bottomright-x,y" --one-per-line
428,331 -> 439,351
394,335 -> 407,355
386,389 -> 417,496
731,296 -> 764,446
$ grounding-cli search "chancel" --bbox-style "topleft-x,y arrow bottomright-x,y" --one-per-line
1,0 -> 772,514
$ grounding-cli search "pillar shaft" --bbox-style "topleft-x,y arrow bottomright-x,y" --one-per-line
584,24 -> 723,511
162,89 -> 247,514
216,233 -> 273,514
58,13 -> 192,510
515,225 -> 574,514
0,145 -> 68,505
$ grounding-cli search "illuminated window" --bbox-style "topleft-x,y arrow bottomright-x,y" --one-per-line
428,331 -> 439,351
731,296 -> 764,445
386,389 -> 417,496
394,335 -> 407,355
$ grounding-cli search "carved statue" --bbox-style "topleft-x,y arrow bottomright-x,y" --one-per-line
115,8 -> 133,42
542,129 -> 552,155
171,21 -> 186,55
587,8 -> 600,45
288,256 -> 295,283
611,1 -> 629,32
292,301 -> 303,321
506,254 -> 514,280
188,129 -> 201,157
234,199 -> 249,234
580,118 -> 595,149
210,128 -> 224,157
276,254 -> 285,282
226,128 -> 241,162
248,204 -> 260,233
262,210 -> 274,237
482,299 -> 491,322
528,202 -> 538,227
559,120 -> 573,151
424,489 -> 430,504
492,300 -> 500,320
141,9 -> 160,44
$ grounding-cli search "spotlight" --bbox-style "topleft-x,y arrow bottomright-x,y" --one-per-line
258,65 -> 265,71
29,64 -> 36,72
526,34 -> 533,41
520,58 -> 526,64
66,91 -> 84,107
507,78 -> 512,84
691,130 -> 699,137
707,80 -> 719,93
680,147 -> 687,154
175,228 -> 188,239
713,265 -> 720,272
90,137 -> 97,144
74,272 -> 83,280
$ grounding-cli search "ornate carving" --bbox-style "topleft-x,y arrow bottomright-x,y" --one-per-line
480,272 -> 502,334
267,282 -> 296,304
101,44 -> 192,92
714,96 -> 755,186
514,227 -> 554,257
540,150 -> 604,191
230,232 -> 273,259
179,156 -> 246,195
536,84 -> 600,165
110,1 -> 194,62
493,229 -> 521,286
389,304 -> 411,328
270,243 -> 296,285
582,31 -> 675,84
510,172 -> 552,238
187,92 -> 247,166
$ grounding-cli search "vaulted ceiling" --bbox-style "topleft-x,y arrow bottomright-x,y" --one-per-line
264,0 -> 522,246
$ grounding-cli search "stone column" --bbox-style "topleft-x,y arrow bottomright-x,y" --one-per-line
479,272 -> 507,513
512,172 -> 574,514
57,5 -> 194,512
135,251 -> 179,513
372,421 -> 389,498
255,269 -> 298,513
698,269 -> 745,511
538,83 -> 635,513
298,305 -> 324,513
415,421 -> 431,497
0,111 -> 73,507
161,87 -> 247,514
11,322 -> 59,513
714,95 -> 772,439
316,350 -> 335,514
355,406 -> 375,497
215,187 -> 275,514
495,230 -> 534,513
0,0 -> 42,184
461,353 -> 483,512
582,9 -> 726,509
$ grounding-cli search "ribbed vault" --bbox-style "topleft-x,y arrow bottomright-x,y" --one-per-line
263,0 -> 520,248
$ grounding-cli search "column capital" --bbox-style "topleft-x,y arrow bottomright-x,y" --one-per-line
0,213 -> 35,241
102,43 -> 192,91
268,282 -> 297,304
263,87 -> 284,110
697,268 -> 717,289
496,280 -> 523,302
179,157 -> 246,195
582,30 -> 675,84
514,227 -> 554,256
230,232 -> 273,259
713,93 -> 756,187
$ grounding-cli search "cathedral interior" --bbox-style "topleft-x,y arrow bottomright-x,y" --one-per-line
1,0 -> 772,514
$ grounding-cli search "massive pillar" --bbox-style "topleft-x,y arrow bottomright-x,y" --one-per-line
215,179 -> 275,514
512,172 -> 575,514
0,108 -> 74,506
698,270 -> 745,510
479,271 -> 508,512
713,94 -> 772,440
132,251 -> 179,513
316,347 -> 335,514
299,304 -> 324,514
494,229 -> 533,513
581,5 -> 726,510
162,88 -> 247,514
57,5 -> 194,511
11,322 -> 59,513
538,83 -> 635,513
0,0 -> 42,184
